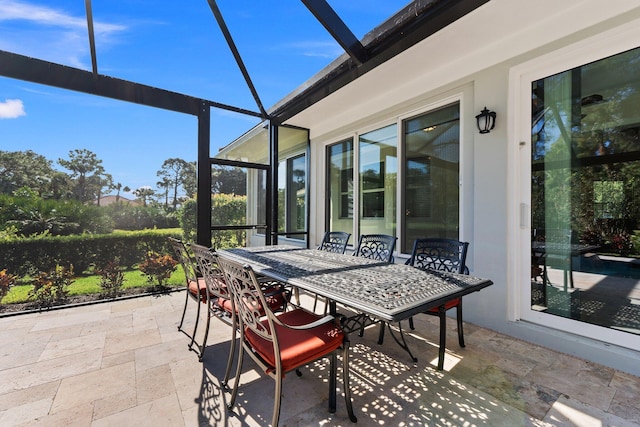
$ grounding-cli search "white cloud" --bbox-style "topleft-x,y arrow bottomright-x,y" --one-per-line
0,1 -> 124,32
0,99 -> 26,119
0,1 -> 126,68
0,1 -> 86,29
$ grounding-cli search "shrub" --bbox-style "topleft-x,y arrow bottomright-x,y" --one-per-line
29,265 -> 74,308
139,251 -> 177,286
0,229 -> 181,276
1,193 -> 112,236
96,259 -> 125,298
178,198 -> 196,241
632,230 -> 640,256
212,193 -> 247,248
610,231 -> 633,256
0,269 -> 18,302
178,194 -> 248,248
104,203 -> 179,230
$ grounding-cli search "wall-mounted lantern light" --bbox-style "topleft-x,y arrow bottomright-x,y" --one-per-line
475,107 -> 496,134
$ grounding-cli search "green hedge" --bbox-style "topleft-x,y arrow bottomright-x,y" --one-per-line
0,229 -> 181,276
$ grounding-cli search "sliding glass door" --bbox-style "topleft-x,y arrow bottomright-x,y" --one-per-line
529,47 -> 640,338
402,104 -> 460,253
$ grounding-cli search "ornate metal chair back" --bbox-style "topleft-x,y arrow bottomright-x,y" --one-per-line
190,244 -> 229,300
168,237 -> 199,284
216,256 -> 279,345
354,234 -> 397,263
317,231 -> 351,254
408,238 -> 469,274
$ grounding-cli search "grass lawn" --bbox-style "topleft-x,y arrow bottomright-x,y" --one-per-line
1,267 -> 186,305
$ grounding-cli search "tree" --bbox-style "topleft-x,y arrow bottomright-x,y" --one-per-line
58,149 -> 107,203
211,165 -> 247,195
113,183 -> 131,203
157,177 -> 171,208
48,171 -> 74,199
0,150 -> 58,196
182,161 -> 197,198
157,158 -> 194,210
133,186 -> 155,207
91,173 -> 114,206
114,182 -> 122,202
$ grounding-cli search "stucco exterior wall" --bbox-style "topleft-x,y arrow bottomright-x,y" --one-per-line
292,1 -> 640,375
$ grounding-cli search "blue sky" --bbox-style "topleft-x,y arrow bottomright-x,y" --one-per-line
0,1 -> 407,195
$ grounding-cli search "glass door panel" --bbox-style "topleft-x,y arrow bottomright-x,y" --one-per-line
359,125 -> 397,237
210,160 -> 269,248
530,47 -> 640,336
326,139 -> 354,242
402,104 -> 460,254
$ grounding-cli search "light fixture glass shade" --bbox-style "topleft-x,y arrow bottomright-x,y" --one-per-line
476,107 -> 496,134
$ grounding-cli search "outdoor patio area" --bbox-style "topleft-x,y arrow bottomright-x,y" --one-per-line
1,290 -> 639,427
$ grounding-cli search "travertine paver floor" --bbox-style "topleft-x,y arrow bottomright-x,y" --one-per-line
1,291 -> 639,426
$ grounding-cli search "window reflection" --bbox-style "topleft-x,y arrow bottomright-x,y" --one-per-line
359,125 -> 397,237
531,47 -> 640,335
402,104 -> 460,253
327,140 -> 354,240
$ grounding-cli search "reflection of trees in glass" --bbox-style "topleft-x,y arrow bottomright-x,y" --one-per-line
277,188 -> 285,233
361,162 -> 383,190
531,47 -> 640,255
406,158 -> 431,218
361,162 -> 385,219
594,181 -> 625,219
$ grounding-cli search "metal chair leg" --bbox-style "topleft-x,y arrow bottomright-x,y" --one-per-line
222,312 -> 237,386
227,331 -> 245,410
377,321 -> 385,344
456,303 -> 465,348
342,338 -> 357,422
437,306 -> 446,370
197,298 -> 210,361
272,366 -> 283,427
329,352 -> 337,413
188,294 -> 201,352
177,289 -> 190,331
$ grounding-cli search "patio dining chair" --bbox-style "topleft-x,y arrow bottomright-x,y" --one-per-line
318,231 -> 351,253
311,231 -> 352,312
190,243 -> 235,372
169,237 -> 208,353
217,255 -> 357,426
352,234 -> 397,338
191,244 -> 291,371
406,238 -> 469,370
353,233 -> 397,263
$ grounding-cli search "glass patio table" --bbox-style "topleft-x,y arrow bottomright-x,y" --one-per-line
216,245 -> 494,413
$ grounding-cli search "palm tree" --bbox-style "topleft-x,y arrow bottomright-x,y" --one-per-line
133,186 -> 155,207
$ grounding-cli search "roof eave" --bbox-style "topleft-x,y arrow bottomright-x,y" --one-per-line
269,0 -> 490,123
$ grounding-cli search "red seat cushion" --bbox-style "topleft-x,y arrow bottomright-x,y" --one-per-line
188,277 -> 208,303
427,297 -> 461,312
245,309 -> 344,374
217,285 -> 289,315
217,297 -> 234,313
262,285 -> 290,311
